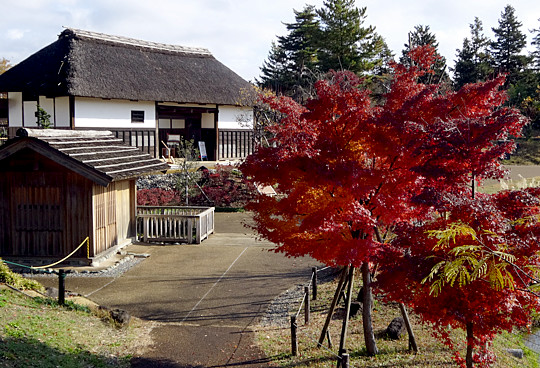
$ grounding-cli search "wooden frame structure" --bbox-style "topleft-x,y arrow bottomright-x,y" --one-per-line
0,128 -> 168,265
137,206 -> 215,244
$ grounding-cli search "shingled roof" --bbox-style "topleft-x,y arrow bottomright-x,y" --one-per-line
0,28 -> 254,105
0,128 -> 169,186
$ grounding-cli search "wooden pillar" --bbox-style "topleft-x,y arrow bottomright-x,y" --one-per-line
214,106 -> 219,161
69,96 -> 75,129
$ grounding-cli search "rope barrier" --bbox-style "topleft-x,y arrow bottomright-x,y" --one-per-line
293,320 -> 342,359
1,237 -> 89,272
1,259 -> 56,274
32,237 -> 89,269
295,291 -> 307,319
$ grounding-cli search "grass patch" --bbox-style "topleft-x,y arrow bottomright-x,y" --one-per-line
0,289 -> 151,367
503,139 -> 540,166
256,272 -> 538,367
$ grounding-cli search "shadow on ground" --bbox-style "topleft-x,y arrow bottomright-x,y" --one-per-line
0,336 -> 127,367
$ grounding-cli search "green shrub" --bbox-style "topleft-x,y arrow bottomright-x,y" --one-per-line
0,259 -> 44,291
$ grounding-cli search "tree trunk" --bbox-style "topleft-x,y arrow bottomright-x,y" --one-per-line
361,262 -> 378,356
466,321 -> 474,368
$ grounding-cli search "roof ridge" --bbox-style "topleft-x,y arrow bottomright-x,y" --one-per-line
61,27 -> 213,57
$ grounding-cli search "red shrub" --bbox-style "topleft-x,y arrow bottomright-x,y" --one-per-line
137,188 -> 181,206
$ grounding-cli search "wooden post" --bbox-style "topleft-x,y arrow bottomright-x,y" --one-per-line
318,267 -> 348,347
291,315 -> 298,356
196,216 -> 201,243
341,352 -> 350,368
398,303 -> 418,353
337,267 -> 354,368
312,267 -> 318,300
326,330 -> 333,349
58,269 -> 66,306
143,217 -> 148,242
187,218 -> 193,243
304,286 -> 310,324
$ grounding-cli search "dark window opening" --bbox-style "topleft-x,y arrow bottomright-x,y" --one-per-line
131,110 -> 145,123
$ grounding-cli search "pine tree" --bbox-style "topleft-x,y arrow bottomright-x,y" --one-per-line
490,5 -> 528,84
453,17 -> 493,89
259,5 -> 320,101
259,41 -> 290,95
400,25 -> 449,84
316,0 -> 384,75
531,18 -> 540,71
279,5 -> 321,102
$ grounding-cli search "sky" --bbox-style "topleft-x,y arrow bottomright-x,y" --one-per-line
1,0 -> 539,82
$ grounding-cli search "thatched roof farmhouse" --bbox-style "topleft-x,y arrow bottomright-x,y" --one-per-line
0,28 -> 255,160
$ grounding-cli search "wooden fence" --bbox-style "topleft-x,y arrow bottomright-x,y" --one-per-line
218,129 -> 254,160
137,206 -> 214,244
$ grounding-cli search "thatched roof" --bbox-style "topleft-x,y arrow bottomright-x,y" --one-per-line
0,28 -> 254,105
0,128 -> 169,186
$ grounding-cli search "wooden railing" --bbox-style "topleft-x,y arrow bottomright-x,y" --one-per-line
218,129 -> 254,160
137,206 -> 214,244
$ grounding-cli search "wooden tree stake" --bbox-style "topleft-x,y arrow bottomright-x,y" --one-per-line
318,267 -> 348,347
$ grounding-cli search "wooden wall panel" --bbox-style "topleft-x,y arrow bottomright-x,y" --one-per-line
0,166 -> 94,260
92,183 -> 118,256
115,180 -> 131,242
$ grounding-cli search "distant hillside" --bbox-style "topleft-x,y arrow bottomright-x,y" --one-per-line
503,139 -> 540,165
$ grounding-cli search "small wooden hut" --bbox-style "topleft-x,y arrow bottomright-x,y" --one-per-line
0,128 -> 169,265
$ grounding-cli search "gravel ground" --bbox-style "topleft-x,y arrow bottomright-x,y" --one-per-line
137,173 -> 181,190
260,266 -> 338,327
20,253 -> 147,279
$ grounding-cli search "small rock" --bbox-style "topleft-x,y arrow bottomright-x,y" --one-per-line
386,317 -> 405,340
45,287 -> 59,298
349,301 -> 362,318
507,349 -> 523,359
110,308 -> 131,327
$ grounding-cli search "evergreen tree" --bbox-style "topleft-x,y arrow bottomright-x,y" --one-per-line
531,18 -> 540,71
400,25 -> 449,84
259,5 -> 320,101
317,0 -> 383,75
490,5 -> 528,85
259,1 -> 390,100
279,5 -> 321,102
259,41 -> 290,95
453,18 -> 493,89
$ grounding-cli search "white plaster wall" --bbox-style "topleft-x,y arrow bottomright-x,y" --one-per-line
23,101 -> 39,127
75,98 -> 156,128
218,106 -> 253,129
7,92 -> 23,127
55,97 -> 70,127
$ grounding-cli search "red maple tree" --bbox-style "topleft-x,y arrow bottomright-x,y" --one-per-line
377,189 -> 540,367
241,46 -> 528,359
